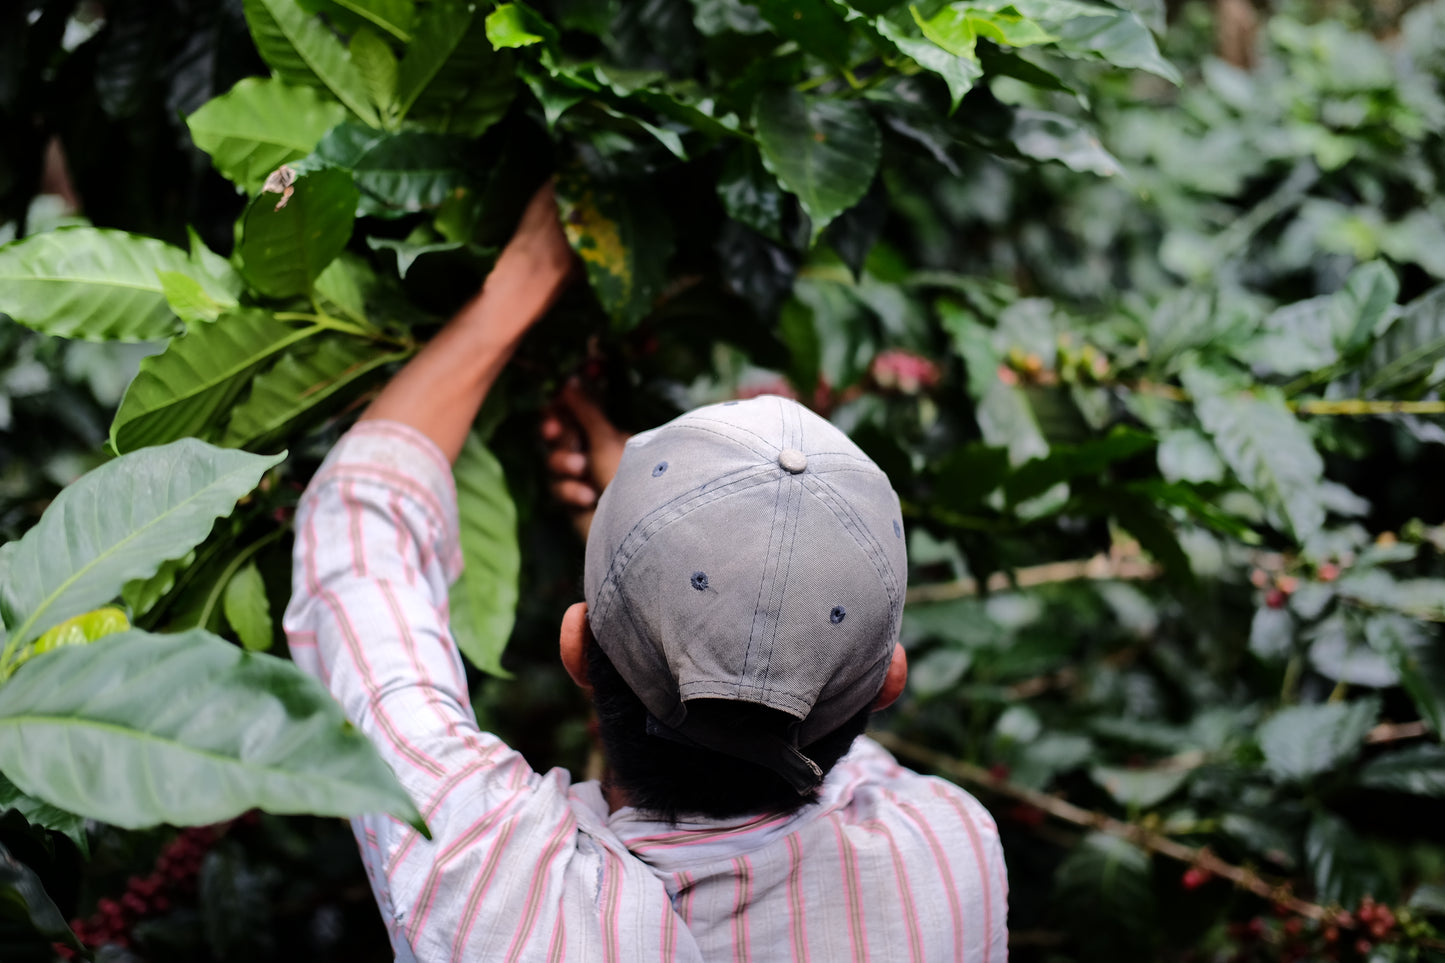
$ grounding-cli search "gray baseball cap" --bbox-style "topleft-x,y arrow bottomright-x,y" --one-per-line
583,395 -> 907,793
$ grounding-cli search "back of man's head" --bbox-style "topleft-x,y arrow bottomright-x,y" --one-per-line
582,396 -> 907,819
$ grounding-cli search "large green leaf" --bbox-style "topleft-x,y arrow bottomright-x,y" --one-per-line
1365,613 -> 1445,733
1182,366 -> 1326,540
717,145 -> 786,243
754,89 -> 881,243
396,2 -> 515,134
239,168 -> 358,299
999,0 -> 1179,82
311,123 -> 472,217
187,77 -> 349,193
110,310 -> 321,452
1257,698 -> 1379,783
0,841 -> 81,952
1238,261 -> 1398,376
555,166 -> 673,330
1357,745 -> 1445,797
350,26 -> 400,121
242,0 -> 381,126
222,334 -> 406,449
448,432 -> 518,677
1363,284 -> 1445,394
0,440 -> 282,650
0,228 -> 194,342
1004,427 -> 1153,504
0,630 -> 425,833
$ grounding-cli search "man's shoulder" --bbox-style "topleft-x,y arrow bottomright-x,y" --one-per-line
826,735 -> 1001,834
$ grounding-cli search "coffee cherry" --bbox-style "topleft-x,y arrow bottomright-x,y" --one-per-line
1266,588 -> 1287,609
1181,867 -> 1212,890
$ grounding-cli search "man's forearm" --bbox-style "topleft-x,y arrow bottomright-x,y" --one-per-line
360,184 -> 571,462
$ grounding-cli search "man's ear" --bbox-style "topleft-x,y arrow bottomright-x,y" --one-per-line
559,601 -> 591,691
872,644 -> 908,711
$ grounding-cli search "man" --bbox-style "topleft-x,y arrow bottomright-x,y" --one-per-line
284,183 -> 1009,961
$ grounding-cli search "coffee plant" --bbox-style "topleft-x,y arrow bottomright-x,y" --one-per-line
2,0 -> 1444,959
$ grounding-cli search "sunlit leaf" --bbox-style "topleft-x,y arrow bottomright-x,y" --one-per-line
242,0 -> 381,125
111,310 -> 321,452
223,561 -> 273,652
0,441 -> 282,649
0,630 -> 426,833
186,77 -> 349,193
0,228 -> 194,342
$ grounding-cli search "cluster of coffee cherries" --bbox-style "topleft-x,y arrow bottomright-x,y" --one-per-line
58,824 -> 223,956
1180,870 -> 1422,962
1252,557 -> 1349,610
996,336 -> 1111,389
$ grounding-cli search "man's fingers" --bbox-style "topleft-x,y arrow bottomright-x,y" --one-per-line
550,479 -> 597,509
547,450 -> 588,479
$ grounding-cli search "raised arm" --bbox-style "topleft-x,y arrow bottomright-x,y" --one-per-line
360,181 -> 573,460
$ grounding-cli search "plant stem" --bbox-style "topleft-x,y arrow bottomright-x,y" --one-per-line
872,731 -> 1332,921
194,529 -> 286,632
274,311 -> 405,347
905,551 -> 1161,604
1293,399 -> 1445,415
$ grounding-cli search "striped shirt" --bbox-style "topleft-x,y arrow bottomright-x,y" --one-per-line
283,421 -> 1009,961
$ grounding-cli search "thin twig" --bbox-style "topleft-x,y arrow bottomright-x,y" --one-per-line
1294,400 -> 1445,416
906,553 -> 1162,604
872,732 -> 1331,922
1365,720 -> 1431,744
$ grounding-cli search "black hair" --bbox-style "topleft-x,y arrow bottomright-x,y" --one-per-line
585,640 -> 872,823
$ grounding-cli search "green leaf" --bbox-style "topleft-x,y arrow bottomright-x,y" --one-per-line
111,310 -> 321,452
933,443 -> 1010,511
753,0 -> 852,65
0,630 -> 426,833
1335,260 -> 1399,354
0,227 -> 194,342
0,774 -> 87,856
350,27 -> 400,120
1363,284 -> 1445,394
1357,745 -> 1445,797
1089,765 -> 1188,809
1001,0 -> 1179,83
239,168 -> 358,299
1257,698 -> 1379,782
555,167 -> 673,330
1054,833 -> 1155,957
7,607 -> 131,678
1010,109 -> 1121,176
186,77 -> 349,193
1305,811 -> 1381,906
0,840 -> 82,951
485,3 -> 544,47
188,228 -> 246,301
0,441 -> 282,650
448,433 -> 519,677
123,553 -> 194,619
967,6 -> 1056,46
1182,366 -> 1326,541
397,3 -> 515,135
158,271 -> 237,325
754,89 -> 881,243
333,0 -> 414,41
876,16 -> 983,110
311,123 -> 471,217
1365,613 -> 1445,733
1157,428 -> 1225,484
717,145 -> 786,243
223,562 -> 273,652
222,335 -> 406,449
242,0 -> 381,126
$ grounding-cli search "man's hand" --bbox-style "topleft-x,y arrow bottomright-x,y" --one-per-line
540,382 -> 631,540
460,182 -> 574,341
360,180 -> 575,462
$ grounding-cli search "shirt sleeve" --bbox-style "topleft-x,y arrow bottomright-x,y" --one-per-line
281,420 -> 585,960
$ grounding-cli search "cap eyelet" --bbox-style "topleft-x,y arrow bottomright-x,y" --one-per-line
829,606 -> 846,624
691,571 -> 709,591
893,520 -> 903,538
652,461 -> 668,477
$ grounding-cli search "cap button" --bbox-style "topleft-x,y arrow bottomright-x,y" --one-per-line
778,448 -> 808,474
